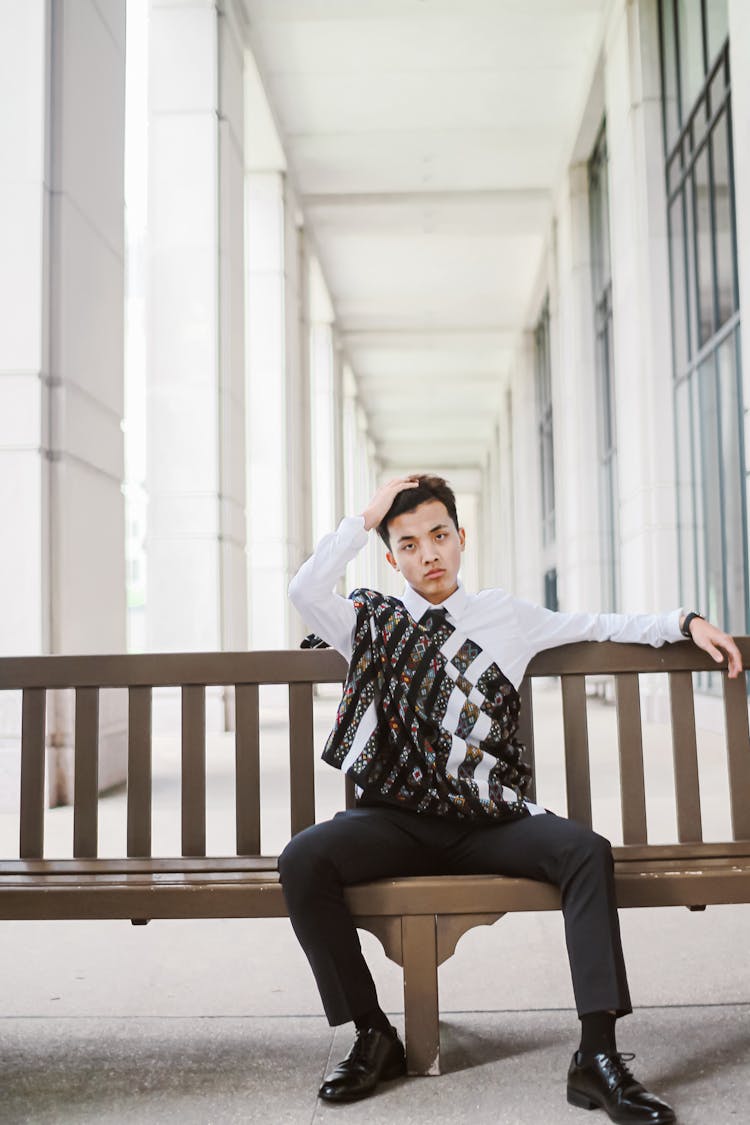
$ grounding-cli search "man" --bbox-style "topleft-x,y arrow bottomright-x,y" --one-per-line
282,474 -> 742,1123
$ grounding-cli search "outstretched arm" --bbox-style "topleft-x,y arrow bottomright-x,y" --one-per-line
511,597 -> 744,679
288,477 -> 420,658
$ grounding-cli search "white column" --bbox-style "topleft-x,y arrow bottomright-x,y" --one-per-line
553,163 -> 605,612
480,449 -> 495,591
342,367 -> 382,594
246,171 -> 287,649
285,194 -> 313,642
0,0 -> 127,805
332,335 -> 346,525
485,392 -> 518,593
510,332 -> 544,602
603,0 -> 679,612
309,259 -> 336,545
728,0 -> 750,545
246,171 -> 311,650
147,0 -> 247,665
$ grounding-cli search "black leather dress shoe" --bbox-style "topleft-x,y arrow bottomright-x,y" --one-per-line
567,1052 -> 676,1123
319,1026 -> 406,1103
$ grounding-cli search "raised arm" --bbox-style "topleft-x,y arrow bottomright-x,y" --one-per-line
288,517 -> 367,658
288,477 -> 420,658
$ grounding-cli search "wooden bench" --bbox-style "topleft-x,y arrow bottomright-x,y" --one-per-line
0,640 -> 748,1076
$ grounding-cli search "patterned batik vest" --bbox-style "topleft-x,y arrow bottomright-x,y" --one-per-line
321,588 -> 533,820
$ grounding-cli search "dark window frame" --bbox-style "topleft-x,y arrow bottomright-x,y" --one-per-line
534,296 -> 556,551
658,0 -> 748,679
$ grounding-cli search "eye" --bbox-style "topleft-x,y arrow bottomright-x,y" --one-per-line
435,533 -> 446,541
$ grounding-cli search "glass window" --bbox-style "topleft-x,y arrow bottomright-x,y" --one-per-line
662,1 -> 744,640
674,377 -> 697,608
710,109 -> 737,329
717,332 -> 747,630
704,0 -> 729,69
682,169 -> 699,361
659,0 -> 680,149
660,1 -> 729,147
689,371 -> 707,609
692,145 -> 714,347
535,298 -> 555,549
668,193 -> 690,375
697,356 -> 723,624
677,0 -> 706,114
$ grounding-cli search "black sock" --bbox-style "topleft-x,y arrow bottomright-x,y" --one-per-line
354,1006 -> 392,1035
578,1011 -> 617,1062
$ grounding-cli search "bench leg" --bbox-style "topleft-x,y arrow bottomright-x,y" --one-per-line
402,914 -> 440,1076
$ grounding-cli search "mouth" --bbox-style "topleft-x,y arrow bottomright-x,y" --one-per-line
424,569 -> 445,579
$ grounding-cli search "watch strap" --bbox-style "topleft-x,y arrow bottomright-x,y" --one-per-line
681,611 -> 704,639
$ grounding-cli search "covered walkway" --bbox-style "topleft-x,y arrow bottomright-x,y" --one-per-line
1,3 -> 749,1122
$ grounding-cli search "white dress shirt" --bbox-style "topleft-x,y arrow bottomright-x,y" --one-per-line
288,515 -> 685,687
288,515 -> 686,817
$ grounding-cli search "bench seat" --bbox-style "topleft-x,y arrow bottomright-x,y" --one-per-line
1,842 -> 748,921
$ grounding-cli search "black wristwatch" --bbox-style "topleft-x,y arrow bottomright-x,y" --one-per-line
681,611 -> 704,639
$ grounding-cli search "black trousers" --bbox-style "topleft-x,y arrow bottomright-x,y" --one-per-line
278,805 -> 632,1026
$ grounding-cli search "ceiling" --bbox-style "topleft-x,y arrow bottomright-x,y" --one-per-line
243,0 -> 608,470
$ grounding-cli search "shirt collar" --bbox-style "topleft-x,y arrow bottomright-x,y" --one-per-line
401,578 -> 468,623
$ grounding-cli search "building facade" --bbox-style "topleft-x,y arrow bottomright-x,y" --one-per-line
1,0 -> 747,804
485,0 -> 748,656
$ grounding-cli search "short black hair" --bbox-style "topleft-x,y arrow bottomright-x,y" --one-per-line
376,474 -> 460,549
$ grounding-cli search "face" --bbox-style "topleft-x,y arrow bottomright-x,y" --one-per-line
385,498 -> 466,605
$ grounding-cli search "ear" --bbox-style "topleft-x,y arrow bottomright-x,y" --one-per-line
385,550 -> 398,572
458,527 -> 466,551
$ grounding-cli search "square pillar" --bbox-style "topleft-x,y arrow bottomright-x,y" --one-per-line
604,0 -> 679,612
147,0 -> 247,672
0,0 -> 127,806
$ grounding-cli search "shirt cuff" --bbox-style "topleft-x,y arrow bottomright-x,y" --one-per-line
338,514 -> 369,549
664,608 -> 686,643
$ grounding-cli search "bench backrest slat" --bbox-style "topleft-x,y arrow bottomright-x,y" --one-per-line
1,642 -> 747,859
722,673 -> 750,839
181,686 -> 206,856
288,683 -> 316,836
73,687 -> 100,858
561,676 -> 592,826
668,671 -> 703,842
20,688 -> 46,859
127,687 -> 152,857
614,673 -> 648,844
517,680 -> 536,803
235,683 -> 261,855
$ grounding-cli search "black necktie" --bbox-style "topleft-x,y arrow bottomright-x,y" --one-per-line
420,607 -> 453,646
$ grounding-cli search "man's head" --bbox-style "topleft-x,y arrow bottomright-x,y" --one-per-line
377,474 -> 465,605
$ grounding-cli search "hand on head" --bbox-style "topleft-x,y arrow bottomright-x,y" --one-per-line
361,477 -> 420,532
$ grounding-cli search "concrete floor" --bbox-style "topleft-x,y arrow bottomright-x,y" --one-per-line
0,681 -> 748,1124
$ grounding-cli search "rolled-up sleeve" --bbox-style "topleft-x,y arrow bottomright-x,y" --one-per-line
288,516 -> 367,659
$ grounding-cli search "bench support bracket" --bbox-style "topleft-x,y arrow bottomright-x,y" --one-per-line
436,912 -> 505,965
